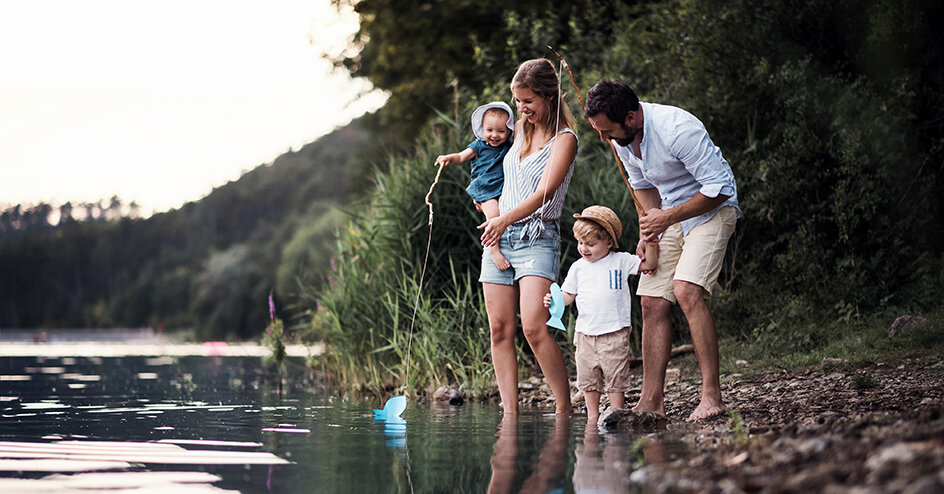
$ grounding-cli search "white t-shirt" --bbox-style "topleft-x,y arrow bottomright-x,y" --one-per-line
560,251 -> 642,336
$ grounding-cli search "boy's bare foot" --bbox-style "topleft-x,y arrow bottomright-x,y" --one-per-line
632,400 -> 665,417
490,246 -> 510,270
686,400 -> 726,422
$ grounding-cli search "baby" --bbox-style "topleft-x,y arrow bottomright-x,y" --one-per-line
436,102 -> 514,269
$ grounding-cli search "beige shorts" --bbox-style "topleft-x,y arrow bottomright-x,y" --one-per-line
574,327 -> 633,393
637,206 -> 737,303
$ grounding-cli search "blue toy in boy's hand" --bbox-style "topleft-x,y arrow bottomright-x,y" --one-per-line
373,395 -> 407,420
546,282 -> 566,331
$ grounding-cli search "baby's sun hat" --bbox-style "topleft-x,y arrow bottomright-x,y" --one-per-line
471,101 -> 515,143
573,205 -> 622,247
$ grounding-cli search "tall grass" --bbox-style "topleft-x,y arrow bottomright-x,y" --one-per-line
303,108 -> 683,398
304,122 -> 504,398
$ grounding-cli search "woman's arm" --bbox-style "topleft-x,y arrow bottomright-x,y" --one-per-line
479,131 -> 577,246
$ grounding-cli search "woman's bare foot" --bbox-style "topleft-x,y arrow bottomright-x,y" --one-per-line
686,400 -> 726,422
490,246 -> 510,270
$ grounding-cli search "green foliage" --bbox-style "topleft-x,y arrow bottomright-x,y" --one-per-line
311,0 -> 943,395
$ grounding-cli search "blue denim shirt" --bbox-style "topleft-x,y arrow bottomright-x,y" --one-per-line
613,102 -> 741,236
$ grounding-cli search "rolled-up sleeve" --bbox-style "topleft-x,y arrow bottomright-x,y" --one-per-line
672,121 -> 736,199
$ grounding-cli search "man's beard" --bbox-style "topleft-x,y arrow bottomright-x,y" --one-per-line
614,121 -> 636,146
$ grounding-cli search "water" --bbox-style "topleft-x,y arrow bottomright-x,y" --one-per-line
0,355 -> 686,493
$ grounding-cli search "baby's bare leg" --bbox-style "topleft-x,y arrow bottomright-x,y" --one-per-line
479,199 -> 509,270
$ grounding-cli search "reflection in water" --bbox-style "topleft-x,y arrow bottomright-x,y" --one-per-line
489,415 -> 572,494
376,415 -> 407,450
574,426 -> 634,493
1,355 -> 692,493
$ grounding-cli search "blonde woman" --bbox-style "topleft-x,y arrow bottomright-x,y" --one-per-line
478,58 -> 578,415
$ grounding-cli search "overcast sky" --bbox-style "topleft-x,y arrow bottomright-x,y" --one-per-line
0,1 -> 386,216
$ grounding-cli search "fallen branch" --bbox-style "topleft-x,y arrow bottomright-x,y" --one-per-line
628,344 -> 694,367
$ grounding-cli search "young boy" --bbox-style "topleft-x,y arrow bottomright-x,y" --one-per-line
544,205 -> 659,423
436,101 -> 514,270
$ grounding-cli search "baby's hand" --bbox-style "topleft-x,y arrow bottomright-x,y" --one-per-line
435,153 -> 456,166
543,292 -> 553,308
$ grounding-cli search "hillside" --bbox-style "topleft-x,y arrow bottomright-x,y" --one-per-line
0,119 -> 373,339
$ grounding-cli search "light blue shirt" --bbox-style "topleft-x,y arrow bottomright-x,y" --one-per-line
613,102 -> 741,235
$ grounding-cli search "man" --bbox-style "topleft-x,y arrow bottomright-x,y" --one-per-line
584,79 -> 740,421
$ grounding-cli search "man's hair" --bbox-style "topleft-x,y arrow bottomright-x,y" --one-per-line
584,79 -> 640,124
573,219 -> 611,245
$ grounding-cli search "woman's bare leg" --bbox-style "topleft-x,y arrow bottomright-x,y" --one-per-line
518,276 -> 572,414
483,282 -> 520,414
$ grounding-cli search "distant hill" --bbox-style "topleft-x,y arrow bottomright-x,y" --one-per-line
0,119 -> 373,339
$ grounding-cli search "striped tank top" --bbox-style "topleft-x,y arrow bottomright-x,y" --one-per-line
498,128 -> 577,243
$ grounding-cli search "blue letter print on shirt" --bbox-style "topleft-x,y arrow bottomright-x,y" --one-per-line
609,269 -> 623,290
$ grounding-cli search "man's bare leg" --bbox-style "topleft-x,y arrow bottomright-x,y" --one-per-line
634,295 -> 672,415
674,280 -> 725,421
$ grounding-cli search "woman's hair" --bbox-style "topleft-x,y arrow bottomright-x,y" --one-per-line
511,59 -> 576,148
572,219 -> 611,245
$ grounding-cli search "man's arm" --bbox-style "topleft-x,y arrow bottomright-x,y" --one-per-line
639,192 -> 729,243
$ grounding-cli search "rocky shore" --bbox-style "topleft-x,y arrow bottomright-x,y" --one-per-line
516,356 -> 944,493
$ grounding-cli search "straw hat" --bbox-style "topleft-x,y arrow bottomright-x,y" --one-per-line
573,205 -> 622,247
471,101 -> 515,142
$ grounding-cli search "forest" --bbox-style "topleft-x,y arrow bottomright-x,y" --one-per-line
2,0 -> 942,396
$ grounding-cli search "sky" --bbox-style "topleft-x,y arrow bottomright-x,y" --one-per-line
0,1 -> 387,216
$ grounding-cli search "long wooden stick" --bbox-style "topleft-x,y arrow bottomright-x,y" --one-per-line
547,45 -> 643,217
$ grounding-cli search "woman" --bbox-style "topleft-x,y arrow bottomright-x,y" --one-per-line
478,58 -> 578,415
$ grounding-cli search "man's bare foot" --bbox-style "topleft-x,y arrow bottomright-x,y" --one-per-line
490,246 -> 510,270
686,401 -> 726,422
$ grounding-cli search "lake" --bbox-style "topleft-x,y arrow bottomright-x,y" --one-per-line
0,354 -> 687,493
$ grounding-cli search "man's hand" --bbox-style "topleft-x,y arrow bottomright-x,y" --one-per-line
639,207 -> 672,243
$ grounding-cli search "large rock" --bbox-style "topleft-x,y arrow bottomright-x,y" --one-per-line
888,315 -> 929,337
432,385 -> 464,406
599,408 -> 668,431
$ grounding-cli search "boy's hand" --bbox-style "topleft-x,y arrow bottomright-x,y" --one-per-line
543,292 -> 553,308
638,240 -> 659,275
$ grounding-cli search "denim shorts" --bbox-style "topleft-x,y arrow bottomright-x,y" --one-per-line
479,221 -> 561,285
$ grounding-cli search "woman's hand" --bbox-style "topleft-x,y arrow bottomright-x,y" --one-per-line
478,215 -> 509,247
543,292 -> 553,308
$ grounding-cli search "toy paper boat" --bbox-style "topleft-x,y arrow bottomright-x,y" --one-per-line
546,282 -> 566,331
372,395 -> 407,420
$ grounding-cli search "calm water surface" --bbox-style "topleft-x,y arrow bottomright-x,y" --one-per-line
0,355 -> 686,493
